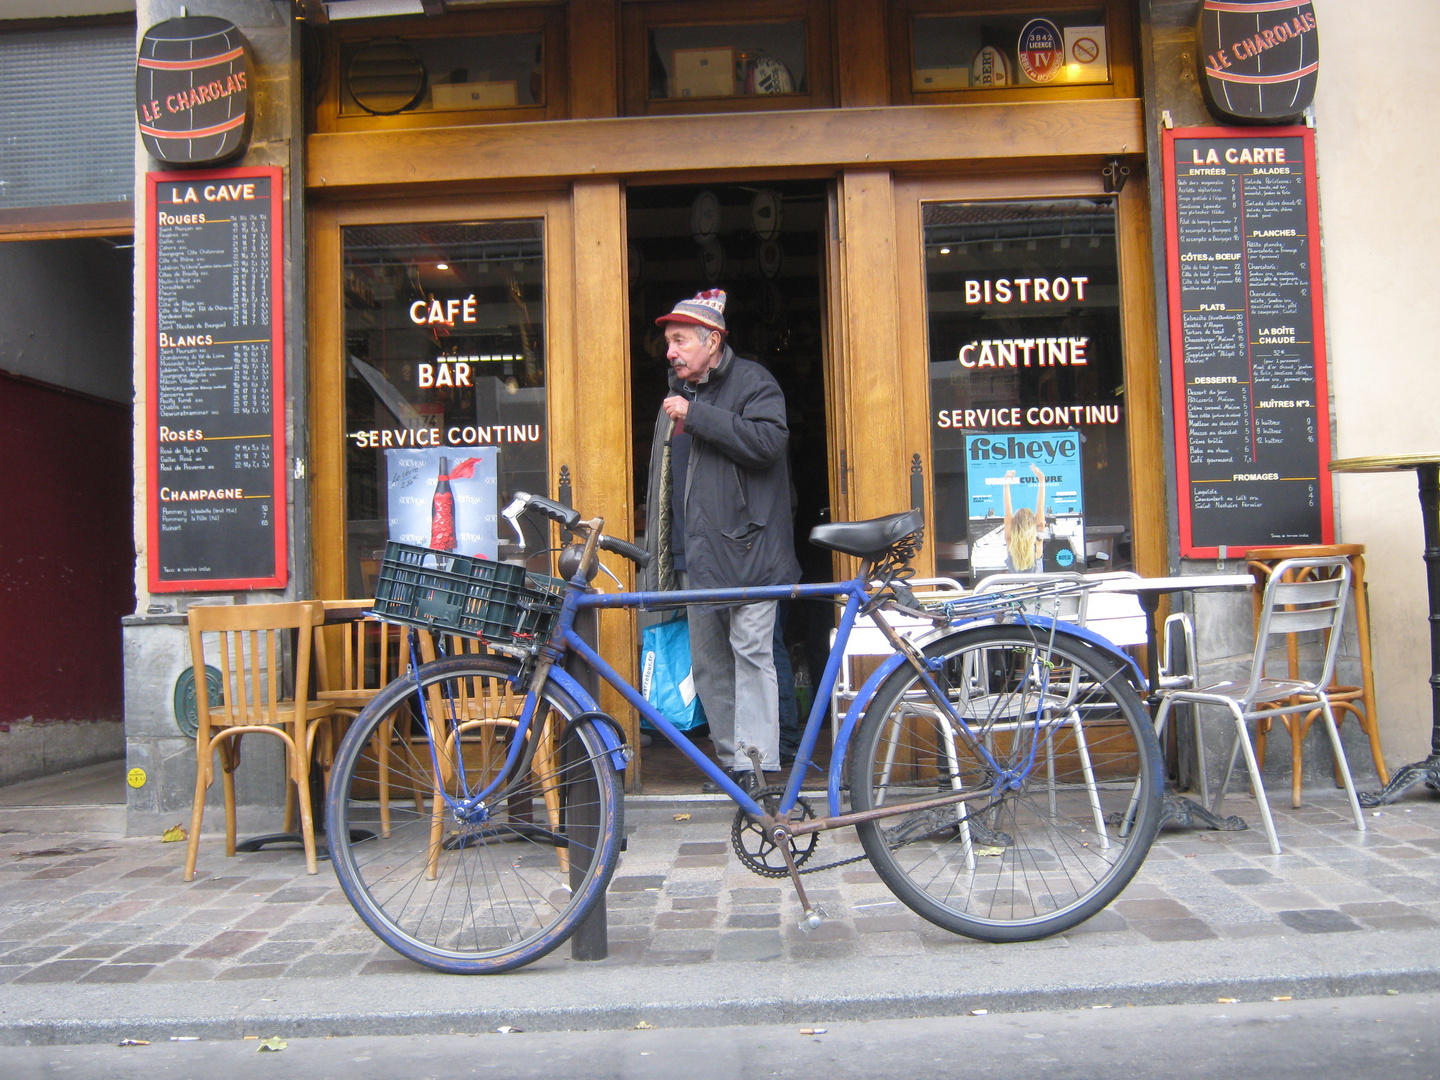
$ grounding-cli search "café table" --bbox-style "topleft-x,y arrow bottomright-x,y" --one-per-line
1329,453 -> 1440,806
1093,573 -> 1257,831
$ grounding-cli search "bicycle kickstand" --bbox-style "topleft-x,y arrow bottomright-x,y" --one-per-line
742,744 -> 827,932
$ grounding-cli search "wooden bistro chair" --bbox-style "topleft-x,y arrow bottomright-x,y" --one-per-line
313,601 -> 427,839
1245,544 -> 1388,807
184,601 -> 335,881
1151,556 -> 1368,855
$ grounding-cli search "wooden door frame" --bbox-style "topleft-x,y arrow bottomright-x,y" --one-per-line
307,189 -> 577,604
892,170 -> 1166,582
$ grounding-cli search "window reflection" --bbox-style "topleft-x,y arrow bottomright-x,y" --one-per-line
923,199 -> 1130,582
342,220 -> 547,596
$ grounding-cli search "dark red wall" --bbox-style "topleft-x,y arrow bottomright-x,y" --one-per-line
0,372 -> 134,725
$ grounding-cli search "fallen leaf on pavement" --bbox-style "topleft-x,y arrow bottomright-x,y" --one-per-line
256,1037 -> 287,1052
673,813 -> 691,821
160,825 -> 186,843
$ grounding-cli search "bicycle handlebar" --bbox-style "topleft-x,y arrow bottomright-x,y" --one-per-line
504,491 -> 652,570
598,533 -> 652,569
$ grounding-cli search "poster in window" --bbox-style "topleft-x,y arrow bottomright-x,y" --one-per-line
386,447 -> 499,558
964,431 -> 1084,574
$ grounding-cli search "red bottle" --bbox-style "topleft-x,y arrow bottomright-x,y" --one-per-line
429,456 -> 457,551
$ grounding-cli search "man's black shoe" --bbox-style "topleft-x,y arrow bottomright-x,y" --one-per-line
701,769 -> 754,795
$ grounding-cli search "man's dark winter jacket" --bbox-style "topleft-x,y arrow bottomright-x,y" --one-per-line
642,344 -> 801,592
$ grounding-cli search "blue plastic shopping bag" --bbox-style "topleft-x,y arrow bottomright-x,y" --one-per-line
640,615 -> 706,731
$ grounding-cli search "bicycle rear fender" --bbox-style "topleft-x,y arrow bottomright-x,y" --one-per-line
1016,616 -> 1147,687
825,616 -> 1145,815
544,666 -> 630,771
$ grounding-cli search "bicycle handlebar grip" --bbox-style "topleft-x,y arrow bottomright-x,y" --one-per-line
525,494 -> 582,530
599,534 -> 652,569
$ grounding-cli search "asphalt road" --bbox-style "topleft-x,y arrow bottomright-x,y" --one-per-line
5,992 -> 1436,1079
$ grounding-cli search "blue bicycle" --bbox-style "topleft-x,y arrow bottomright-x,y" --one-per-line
327,492 -> 1163,973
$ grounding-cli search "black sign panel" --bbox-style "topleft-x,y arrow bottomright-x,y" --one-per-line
146,167 -> 286,591
1198,0 -> 1318,124
1164,128 -> 1332,557
137,16 -> 253,166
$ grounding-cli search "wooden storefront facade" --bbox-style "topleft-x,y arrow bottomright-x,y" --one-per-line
305,0 -> 1162,778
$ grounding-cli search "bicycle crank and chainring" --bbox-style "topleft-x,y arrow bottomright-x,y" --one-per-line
731,786 -> 821,878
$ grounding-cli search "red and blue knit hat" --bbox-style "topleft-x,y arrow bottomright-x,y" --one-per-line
656,289 -> 727,335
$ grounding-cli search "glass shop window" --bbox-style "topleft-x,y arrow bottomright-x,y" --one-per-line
911,8 -> 1109,94
339,32 -> 545,117
647,22 -> 806,101
923,199 -> 1132,582
341,220 -> 547,597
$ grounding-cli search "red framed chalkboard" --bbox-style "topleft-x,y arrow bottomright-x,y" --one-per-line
1164,126 -> 1332,559
145,165 -> 287,592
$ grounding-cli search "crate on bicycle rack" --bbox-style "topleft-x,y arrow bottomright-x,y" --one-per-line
370,541 -> 565,648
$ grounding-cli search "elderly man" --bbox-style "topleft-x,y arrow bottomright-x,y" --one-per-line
642,289 -> 800,791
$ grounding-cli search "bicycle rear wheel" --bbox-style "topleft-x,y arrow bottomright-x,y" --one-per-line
327,654 -> 622,974
848,623 -> 1162,942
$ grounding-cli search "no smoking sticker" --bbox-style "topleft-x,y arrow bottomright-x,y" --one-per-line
1064,25 -> 1109,83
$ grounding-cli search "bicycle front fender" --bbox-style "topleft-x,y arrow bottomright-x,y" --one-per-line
544,666 -> 630,771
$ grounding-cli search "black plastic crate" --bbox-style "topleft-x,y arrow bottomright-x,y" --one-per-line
370,541 -> 565,648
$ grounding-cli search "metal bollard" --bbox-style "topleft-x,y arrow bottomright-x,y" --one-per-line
565,603 -> 608,961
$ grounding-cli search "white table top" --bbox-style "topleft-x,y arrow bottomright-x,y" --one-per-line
1091,574 -> 1255,594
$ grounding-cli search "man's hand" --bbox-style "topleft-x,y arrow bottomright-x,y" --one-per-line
663,395 -> 690,421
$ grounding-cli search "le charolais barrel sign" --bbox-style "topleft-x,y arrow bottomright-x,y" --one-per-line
1199,1 -> 1319,124
137,16 -> 253,166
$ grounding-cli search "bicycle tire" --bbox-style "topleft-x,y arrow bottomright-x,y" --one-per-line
847,623 -> 1162,942
326,654 -> 623,974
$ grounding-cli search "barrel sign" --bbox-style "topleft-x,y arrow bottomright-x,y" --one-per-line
137,16 -> 252,166
1199,0 -> 1319,123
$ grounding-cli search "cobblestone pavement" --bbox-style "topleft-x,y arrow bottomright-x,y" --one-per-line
1,786 -> 1438,986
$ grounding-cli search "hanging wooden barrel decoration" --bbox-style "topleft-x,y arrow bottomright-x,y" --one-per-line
1198,0 -> 1319,124
136,16 -> 253,166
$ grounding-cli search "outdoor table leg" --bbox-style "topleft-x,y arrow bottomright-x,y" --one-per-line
1130,586 -> 1248,834
1359,462 -> 1440,806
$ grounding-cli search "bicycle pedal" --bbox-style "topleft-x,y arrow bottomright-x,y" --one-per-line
798,905 -> 828,933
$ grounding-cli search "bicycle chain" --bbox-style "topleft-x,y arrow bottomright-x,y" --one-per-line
730,787 -> 872,878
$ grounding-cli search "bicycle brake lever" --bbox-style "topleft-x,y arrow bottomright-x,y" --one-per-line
595,560 -> 624,590
502,492 -> 529,546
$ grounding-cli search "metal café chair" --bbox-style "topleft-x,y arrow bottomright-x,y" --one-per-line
1150,556 -> 1367,855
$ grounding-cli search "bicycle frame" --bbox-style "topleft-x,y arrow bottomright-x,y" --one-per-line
411,559 -> 1145,830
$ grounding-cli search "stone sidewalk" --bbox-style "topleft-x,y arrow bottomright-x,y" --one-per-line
3,781 -> 1440,1042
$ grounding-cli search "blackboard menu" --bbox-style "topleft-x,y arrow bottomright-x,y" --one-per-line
145,166 -> 286,591
1163,127 -> 1333,557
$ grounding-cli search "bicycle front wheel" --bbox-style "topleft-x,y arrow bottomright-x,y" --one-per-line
848,623 -> 1162,942
327,654 -> 623,974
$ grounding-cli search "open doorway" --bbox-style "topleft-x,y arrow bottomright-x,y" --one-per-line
0,236 -> 135,795
627,180 -> 834,793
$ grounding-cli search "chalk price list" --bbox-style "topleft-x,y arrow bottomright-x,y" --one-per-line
151,174 -> 280,583
1173,135 -> 1321,547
